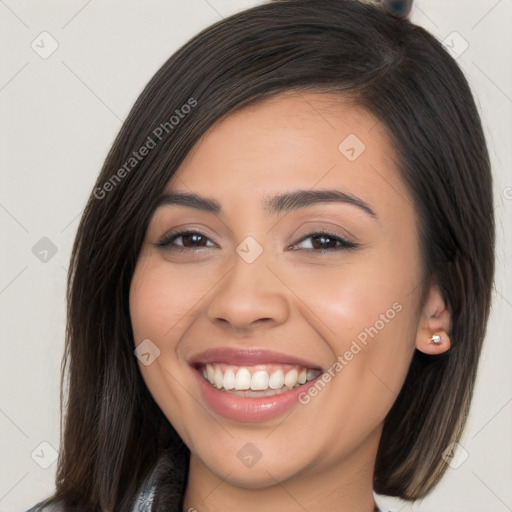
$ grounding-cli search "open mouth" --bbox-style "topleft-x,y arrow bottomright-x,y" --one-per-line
197,363 -> 322,397
189,348 -> 325,421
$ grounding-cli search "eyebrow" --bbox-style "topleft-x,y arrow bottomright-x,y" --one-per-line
157,189 -> 377,219
157,191 -> 221,213
265,189 -> 377,219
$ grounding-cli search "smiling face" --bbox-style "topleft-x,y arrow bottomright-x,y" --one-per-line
129,91 -> 428,500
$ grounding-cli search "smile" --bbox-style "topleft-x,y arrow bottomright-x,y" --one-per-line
199,363 -> 321,396
189,348 -> 324,422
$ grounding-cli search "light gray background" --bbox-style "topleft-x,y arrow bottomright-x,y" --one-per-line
0,1 -> 510,511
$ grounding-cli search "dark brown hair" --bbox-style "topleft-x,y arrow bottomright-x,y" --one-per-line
30,0 -> 494,510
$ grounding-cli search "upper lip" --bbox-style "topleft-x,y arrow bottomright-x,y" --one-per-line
189,348 -> 323,370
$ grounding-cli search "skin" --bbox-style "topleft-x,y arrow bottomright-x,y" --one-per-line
129,91 -> 451,512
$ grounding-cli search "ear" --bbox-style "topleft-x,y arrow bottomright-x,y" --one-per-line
415,281 -> 452,355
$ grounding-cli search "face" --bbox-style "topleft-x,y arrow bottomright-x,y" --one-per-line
130,91 -> 425,490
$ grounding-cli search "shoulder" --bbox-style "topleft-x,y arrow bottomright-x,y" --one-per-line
26,484 -> 156,512
132,484 -> 156,511
373,492 -> 396,512
26,505 -> 63,512
26,502 -> 65,512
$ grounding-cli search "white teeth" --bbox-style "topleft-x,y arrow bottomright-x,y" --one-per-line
251,370 -> 269,391
284,369 -> 298,388
223,367 -> 236,390
207,364 -> 215,383
268,369 -> 285,389
235,367 -> 251,390
201,363 -> 320,394
214,366 -> 224,389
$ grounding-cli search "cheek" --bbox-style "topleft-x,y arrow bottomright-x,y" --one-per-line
278,247 -> 420,423
130,254 -> 209,343
129,256 -> 209,444
281,244 -> 419,341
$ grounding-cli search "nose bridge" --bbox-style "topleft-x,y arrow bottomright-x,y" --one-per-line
206,242 -> 289,329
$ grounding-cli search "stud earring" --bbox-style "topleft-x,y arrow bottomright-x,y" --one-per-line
430,333 -> 442,345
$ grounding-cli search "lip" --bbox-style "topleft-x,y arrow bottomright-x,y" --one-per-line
189,348 -> 323,423
189,347 -> 323,370
192,368 -> 322,422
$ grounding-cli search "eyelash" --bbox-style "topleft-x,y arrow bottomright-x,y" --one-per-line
155,230 -> 358,252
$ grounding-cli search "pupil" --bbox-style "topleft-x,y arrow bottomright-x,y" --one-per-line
183,233 -> 206,247
313,235 -> 336,249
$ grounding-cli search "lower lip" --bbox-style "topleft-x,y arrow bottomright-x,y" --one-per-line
192,368 -> 321,423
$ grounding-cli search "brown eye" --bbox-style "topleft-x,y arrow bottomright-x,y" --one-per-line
292,232 -> 358,251
312,234 -> 339,249
181,233 -> 209,247
155,231 -> 216,249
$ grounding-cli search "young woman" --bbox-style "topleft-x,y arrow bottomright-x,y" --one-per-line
28,0 -> 495,510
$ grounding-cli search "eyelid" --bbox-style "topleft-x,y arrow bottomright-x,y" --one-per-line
288,230 -> 358,251
153,221 -> 359,252
286,219 -> 359,247
155,230 -> 357,253
154,228 -> 219,249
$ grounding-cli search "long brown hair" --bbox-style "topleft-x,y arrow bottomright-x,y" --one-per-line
31,0 -> 494,510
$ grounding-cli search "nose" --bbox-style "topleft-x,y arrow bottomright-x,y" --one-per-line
206,252 -> 290,332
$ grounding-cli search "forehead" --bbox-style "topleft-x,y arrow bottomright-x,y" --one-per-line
170,91 -> 410,217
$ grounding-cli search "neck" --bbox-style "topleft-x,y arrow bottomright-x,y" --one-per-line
183,428 -> 381,512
